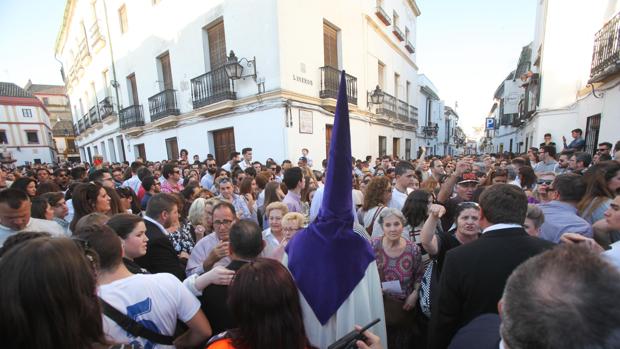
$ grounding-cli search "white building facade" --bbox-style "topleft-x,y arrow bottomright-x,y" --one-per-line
489,0 -> 620,155
0,83 -> 57,165
55,0 -> 423,165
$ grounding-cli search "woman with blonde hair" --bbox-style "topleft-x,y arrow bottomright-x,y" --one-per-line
261,202 -> 289,257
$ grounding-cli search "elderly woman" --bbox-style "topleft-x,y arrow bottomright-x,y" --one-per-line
187,197 -> 221,242
268,212 -> 305,261
359,176 -> 392,237
261,202 -> 289,257
524,204 -> 545,237
371,208 -> 423,349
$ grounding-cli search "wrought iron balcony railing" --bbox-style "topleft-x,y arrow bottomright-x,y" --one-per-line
377,92 -> 397,118
83,112 -> 91,129
78,119 -> 85,133
397,100 -> 409,122
590,11 -> 620,81
191,66 -> 236,109
89,106 -> 100,125
409,105 -> 418,126
148,89 -> 180,121
405,40 -> 415,54
319,66 -> 358,104
119,105 -> 145,129
99,96 -> 114,120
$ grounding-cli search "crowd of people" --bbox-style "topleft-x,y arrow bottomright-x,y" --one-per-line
1,128 -> 620,349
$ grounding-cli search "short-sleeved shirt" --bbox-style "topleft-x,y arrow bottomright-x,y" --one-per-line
98,273 -> 200,349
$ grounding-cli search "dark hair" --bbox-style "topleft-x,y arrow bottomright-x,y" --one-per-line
229,151 -> 240,160
130,161 -> 143,173
453,202 -> 481,223
0,188 -> 29,209
145,193 -> 178,220
40,191 -> 65,207
571,128 -> 583,135
283,167 -> 303,190
107,214 -> 144,240
70,166 -> 87,180
228,258 -> 313,349
541,145 -> 557,158
10,177 -> 36,197
263,182 -> 282,209
36,181 -> 61,195
553,173 -> 586,202
30,196 -> 50,220
75,224 -> 122,270
502,245 -> 620,348
239,177 -> 256,200
88,169 -> 108,183
573,151 -> 592,168
0,231 -> 51,258
0,237 -> 106,348
511,158 -> 526,167
229,220 -> 263,259
482,168 -> 508,186
104,186 -> 124,215
75,213 -> 110,233
363,176 -> 391,211
395,160 -> 415,176
242,147 -> 252,155
212,201 -> 236,218
402,190 -> 432,227
255,174 -> 269,190
518,166 -> 537,190
162,164 -> 177,179
479,184 -> 527,225
137,167 -> 153,181
116,187 -> 141,214
142,175 -> 157,191
244,167 -> 257,178
544,133 -> 552,137
70,183 -> 105,233
180,149 -> 188,157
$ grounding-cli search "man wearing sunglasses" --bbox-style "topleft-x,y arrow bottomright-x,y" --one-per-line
160,164 -> 184,194
200,159 -> 218,190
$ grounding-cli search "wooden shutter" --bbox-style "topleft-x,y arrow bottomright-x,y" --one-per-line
159,52 -> 173,90
323,23 -> 338,68
208,21 -> 227,70
127,73 -> 139,106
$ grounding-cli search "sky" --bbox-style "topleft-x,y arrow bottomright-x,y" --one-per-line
416,0 -> 536,137
0,0 -> 536,138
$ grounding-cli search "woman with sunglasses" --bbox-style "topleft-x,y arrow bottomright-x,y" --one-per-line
418,202 -> 480,321
531,172 -> 556,204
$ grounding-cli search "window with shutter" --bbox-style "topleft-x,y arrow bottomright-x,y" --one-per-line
159,52 -> 173,90
323,23 -> 338,68
208,21 -> 227,70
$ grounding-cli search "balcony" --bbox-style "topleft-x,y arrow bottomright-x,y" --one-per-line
73,123 -> 79,136
392,25 -> 405,41
191,66 -> 236,109
405,40 -> 415,54
89,106 -> 101,125
78,119 -> 85,133
409,105 -> 418,126
83,112 -> 91,129
375,5 -> 391,26
590,11 -> 620,82
98,96 -> 115,120
119,105 -> 145,129
397,100 -> 409,122
319,66 -> 358,105
148,89 -> 180,122
422,122 -> 439,138
376,92 -> 397,119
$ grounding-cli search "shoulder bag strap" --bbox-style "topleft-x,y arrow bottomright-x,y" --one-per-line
99,297 -> 175,345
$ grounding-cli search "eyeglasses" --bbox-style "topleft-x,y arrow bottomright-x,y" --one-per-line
213,219 -> 233,227
537,179 -> 553,185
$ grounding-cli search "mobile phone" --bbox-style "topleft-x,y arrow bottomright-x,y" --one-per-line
327,318 -> 380,349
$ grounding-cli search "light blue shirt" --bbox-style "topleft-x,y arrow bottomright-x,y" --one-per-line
539,201 -> 593,243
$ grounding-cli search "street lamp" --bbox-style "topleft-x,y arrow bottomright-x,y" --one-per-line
224,50 -> 257,81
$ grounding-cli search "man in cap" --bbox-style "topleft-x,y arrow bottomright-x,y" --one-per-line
436,160 -> 479,231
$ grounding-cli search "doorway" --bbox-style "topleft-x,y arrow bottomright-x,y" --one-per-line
213,128 -> 236,166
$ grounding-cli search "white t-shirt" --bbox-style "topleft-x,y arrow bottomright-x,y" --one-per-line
98,273 -> 200,349
387,187 -> 408,210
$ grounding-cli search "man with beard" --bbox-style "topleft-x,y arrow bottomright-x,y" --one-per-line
135,193 -> 186,280
201,158 -> 218,190
53,168 -> 70,191
221,151 -> 240,172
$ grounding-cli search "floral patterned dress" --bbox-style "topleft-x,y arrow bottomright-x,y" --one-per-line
371,236 -> 424,301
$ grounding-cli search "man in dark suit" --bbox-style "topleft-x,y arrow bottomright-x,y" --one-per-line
135,193 -> 186,280
201,220 -> 264,338
428,184 -> 554,349
449,244 -> 620,348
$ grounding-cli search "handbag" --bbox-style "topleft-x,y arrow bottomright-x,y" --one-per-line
382,294 -> 415,328
365,206 -> 384,236
99,297 -> 175,345
418,261 -> 434,318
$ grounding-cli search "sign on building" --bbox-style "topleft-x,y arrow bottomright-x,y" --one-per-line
485,118 -> 495,130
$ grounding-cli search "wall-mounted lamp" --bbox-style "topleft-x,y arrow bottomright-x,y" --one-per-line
367,85 -> 385,108
225,50 -> 257,81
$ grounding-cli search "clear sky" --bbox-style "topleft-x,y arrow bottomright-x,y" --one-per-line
0,0 -> 536,138
416,0 -> 536,137
0,0 -> 66,86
